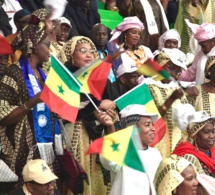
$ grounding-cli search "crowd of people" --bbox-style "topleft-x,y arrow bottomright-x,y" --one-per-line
1,0 -> 215,195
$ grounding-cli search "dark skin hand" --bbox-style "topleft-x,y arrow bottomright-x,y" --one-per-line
161,79 -> 199,97
158,88 -> 184,116
184,86 -> 199,97
0,93 -> 42,126
95,109 -> 117,134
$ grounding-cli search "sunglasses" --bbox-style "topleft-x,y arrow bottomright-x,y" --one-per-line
75,47 -> 95,54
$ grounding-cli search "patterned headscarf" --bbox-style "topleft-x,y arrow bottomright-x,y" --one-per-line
11,24 -> 48,57
30,8 -> 51,24
205,56 -> 215,78
115,115 -> 142,129
57,36 -> 98,64
156,48 -> 187,70
154,154 -> 195,195
156,52 -> 170,66
187,119 -> 213,138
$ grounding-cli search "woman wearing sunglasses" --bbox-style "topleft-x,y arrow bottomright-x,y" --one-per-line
57,36 -> 117,195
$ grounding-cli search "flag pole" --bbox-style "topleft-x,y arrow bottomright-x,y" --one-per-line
51,54 -> 99,111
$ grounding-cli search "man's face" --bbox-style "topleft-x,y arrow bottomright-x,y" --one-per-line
119,72 -> 140,90
199,39 -> 215,54
91,25 -> 108,48
57,24 -> 70,42
26,181 -> 55,195
79,0 -> 91,9
0,55 -> 8,77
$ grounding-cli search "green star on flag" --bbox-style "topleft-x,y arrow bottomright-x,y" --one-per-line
40,54 -> 81,123
111,143 -> 120,152
58,85 -> 65,94
82,71 -> 88,79
86,125 -> 145,172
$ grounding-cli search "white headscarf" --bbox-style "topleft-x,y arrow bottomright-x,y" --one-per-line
158,29 -> 181,50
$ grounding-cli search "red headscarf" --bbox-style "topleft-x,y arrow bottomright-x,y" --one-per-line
0,35 -> 13,55
173,142 -> 215,174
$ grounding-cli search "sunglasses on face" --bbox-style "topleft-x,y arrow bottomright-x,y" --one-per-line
75,47 -> 95,54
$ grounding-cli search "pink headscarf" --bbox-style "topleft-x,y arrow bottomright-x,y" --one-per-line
185,19 -> 215,43
109,16 -> 144,45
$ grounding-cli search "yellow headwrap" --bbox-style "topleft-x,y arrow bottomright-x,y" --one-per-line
154,154 -> 195,195
156,52 -> 170,66
57,36 -> 99,65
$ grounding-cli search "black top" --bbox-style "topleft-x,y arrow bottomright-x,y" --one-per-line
64,1 -> 100,38
18,0 -> 44,12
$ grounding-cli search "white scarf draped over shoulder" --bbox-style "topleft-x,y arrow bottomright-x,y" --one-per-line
139,0 -> 169,35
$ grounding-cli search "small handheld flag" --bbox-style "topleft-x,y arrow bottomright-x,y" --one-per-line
40,54 -> 81,123
87,125 -> 145,172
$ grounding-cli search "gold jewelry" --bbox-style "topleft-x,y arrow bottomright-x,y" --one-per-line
161,104 -> 167,111
71,57 -> 74,65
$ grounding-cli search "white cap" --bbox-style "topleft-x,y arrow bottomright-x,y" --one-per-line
59,17 -> 72,28
120,104 -> 158,122
173,103 -> 215,131
116,53 -> 137,78
189,111 -> 215,124
161,48 -> 187,70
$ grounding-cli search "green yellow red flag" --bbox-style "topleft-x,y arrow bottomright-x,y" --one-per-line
74,59 -> 112,101
86,125 -> 145,172
40,54 -> 81,123
114,83 -> 166,146
137,59 -> 171,81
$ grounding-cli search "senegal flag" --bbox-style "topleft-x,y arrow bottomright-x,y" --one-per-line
74,59 -> 112,101
115,83 -> 166,147
86,125 -> 145,172
40,54 -> 81,123
138,59 -> 171,81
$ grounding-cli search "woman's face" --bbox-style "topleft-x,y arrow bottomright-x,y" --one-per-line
195,122 -> 215,151
176,165 -> 198,195
164,39 -> 178,49
163,61 -> 182,80
125,28 -> 141,48
35,37 -> 50,63
137,116 -> 155,146
72,43 -> 95,68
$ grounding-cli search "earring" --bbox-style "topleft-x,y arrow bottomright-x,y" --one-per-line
124,36 -> 127,44
71,57 -> 74,65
